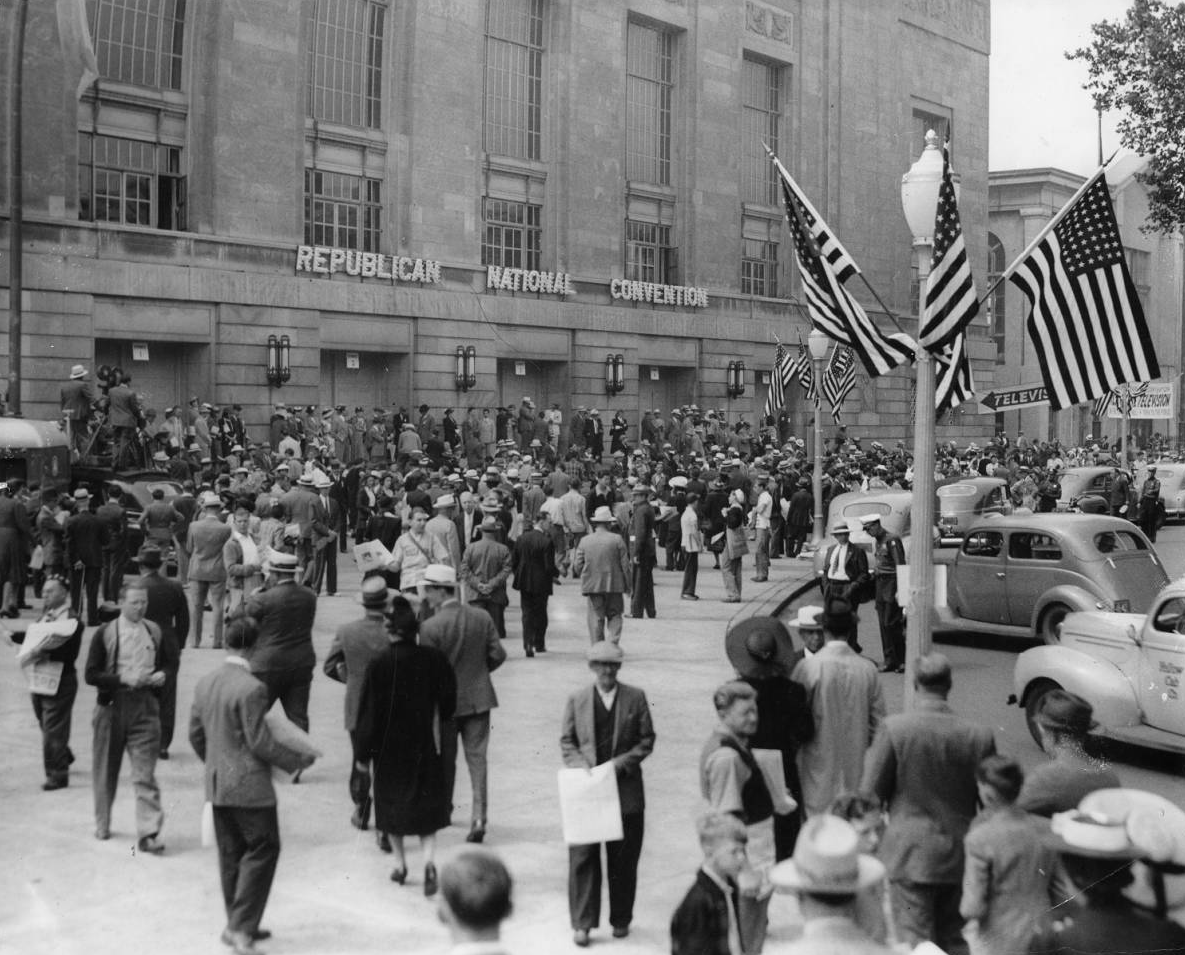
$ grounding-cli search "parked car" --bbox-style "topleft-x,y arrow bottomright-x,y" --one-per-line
1054,465 -> 1138,515
936,476 -> 1011,545
0,418 -> 70,492
811,489 -> 912,579
1010,577 -> 1185,754
932,514 -> 1167,643
1150,463 -> 1185,523
73,468 -> 184,575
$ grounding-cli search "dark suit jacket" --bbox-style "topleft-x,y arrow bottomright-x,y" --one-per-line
670,869 -> 735,955
107,384 -> 142,428
64,509 -> 104,567
245,580 -> 317,672
560,682 -> 655,815
60,379 -> 96,421
139,570 -> 189,668
189,661 -> 305,807
84,617 -> 165,706
418,601 -> 505,716
512,527 -> 558,595
861,697 -> 996,884
186,515 -> 232,582
819,541 -> 872,603
324,616 -> 390,732
94,501 -> 126,552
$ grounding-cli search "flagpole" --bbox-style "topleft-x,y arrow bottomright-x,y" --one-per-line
976,149 -> 1122,309
7,0 -> 29,415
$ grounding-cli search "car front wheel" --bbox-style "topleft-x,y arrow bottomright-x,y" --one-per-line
1024,678 -> 1061,748
1038,603 -> 1070,645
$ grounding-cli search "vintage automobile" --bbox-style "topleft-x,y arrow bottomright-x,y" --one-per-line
1054,465 -> 1114,513
936,476 -> 1010,545
1150,462 -> 1185,523
932,514 -> 1167,643
0,418 -> 71,491
811,489 -> 912,579
1011,577 -> 1185,755
73,469 -> 184,575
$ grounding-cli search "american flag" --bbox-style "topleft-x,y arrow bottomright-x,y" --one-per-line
770,155 -> 916,377
763,339 -> 793,420
1008,172 -> 1159,410
1095,381 -> 1149,418
934,333 -> 974,415
789,336 -> 819,407
1091,391 -> 1113,419
922,144 -> 979,351
821,345 -> 857,424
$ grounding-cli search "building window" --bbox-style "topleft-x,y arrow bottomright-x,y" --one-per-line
306,0 -> 386,129
89,0 -> 185,90
625,219 -> 673,284
626,22 -> 674,185
1125,247 -> 1151,317
741,56 -> 782,206
911,106 -> 950,160
484,0 -> 544,160
481,198 -> 541,270
988,232 -> 1006,365
78,132 -> 186,229
303,169 -> 382,250
741,238 -> 778,297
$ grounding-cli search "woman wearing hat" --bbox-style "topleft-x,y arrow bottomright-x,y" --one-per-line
353,594 -> 456,895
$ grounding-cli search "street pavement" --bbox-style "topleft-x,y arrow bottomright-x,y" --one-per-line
2,529 -> 1183,954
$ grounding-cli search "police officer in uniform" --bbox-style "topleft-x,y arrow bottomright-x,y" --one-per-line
864,515 -> 905,673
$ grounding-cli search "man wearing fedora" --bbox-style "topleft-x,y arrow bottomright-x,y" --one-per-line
726,617 -> 814,863
573,506 -> 632,645
561,641 -> 655,947
427,494 -> 464,577
138,544 -> 188,759
769,816 -> 893,954
419,564 -> 506,845
186,491 -> 233,649
628,484 -> 657,619
245,552 -> 318,752
64,487 -> 103,625
511,512 -> 559,656
61,364 -> 97,456
861,653 -> 995,953
818,519 -> 871,653
324,576 -> 393,833
459,517 -> 513,641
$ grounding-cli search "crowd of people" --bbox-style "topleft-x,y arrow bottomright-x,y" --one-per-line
2,374 -> 1184,953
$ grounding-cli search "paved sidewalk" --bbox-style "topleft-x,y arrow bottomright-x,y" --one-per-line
0,552 -> 901,955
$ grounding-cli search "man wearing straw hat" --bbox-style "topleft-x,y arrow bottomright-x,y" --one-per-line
61,364 -> 96,456
817,518 -> 870,653
573,506 -> 632,645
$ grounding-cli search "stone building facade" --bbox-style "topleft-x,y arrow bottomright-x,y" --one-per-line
1,0 -> 993,446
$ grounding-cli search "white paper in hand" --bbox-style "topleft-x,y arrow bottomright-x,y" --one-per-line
752,748 -> 798,815
353,539 -> 393,574
557,762 -> 623,845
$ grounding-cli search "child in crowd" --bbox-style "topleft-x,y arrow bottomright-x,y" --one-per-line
828,791 -> 891,946
670,813 -> 749,955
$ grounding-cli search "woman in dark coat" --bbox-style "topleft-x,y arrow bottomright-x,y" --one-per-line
353,595 -> 456,895
609,410 -> 629,455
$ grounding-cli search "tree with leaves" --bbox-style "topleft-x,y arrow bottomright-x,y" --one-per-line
1069,0 -> 1185,233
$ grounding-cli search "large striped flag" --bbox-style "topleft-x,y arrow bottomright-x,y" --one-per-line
763,339 -> 793,421
935,333 -> 974,415
1091,391 -> 1113,419
821,345 -> 857,424
789,336 -> 819,407
1008,171 -> 1159,410
768,154 -> 916,377
921,144 -> 979,350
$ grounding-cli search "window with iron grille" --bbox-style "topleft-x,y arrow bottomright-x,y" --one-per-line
306,0 -> 386,129
741,56 -> 781,205
484,0 -> 544,159
626,22 -> 674,185
304,169 -> 382,251
741,238 -> 778,297
482,199 -> 541,270
88,0 -> 185,90
625,220 -> 673,284
78,132 -> 186,230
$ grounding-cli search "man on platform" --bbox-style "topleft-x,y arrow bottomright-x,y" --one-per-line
61,365 -> 96,456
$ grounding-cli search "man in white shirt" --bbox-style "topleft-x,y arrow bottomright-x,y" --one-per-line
749,474 -> 774,583
817,520 -> 870,653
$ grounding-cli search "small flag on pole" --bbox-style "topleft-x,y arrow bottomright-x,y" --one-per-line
1008,171 -> 1159,410
935,334 -> 974,415
789,336 -> 819,407
921,144 -> 979,352
821,345 -> 857,425
763,339 -> 793,421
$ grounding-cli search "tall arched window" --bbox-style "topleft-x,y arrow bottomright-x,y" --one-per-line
987,233 -> 1006,365
89,0 -> 185,90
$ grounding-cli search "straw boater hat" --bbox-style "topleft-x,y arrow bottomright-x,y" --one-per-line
589,506 -> 616,524
587,641 -> 624,664
433,494 -> 456,509
264,552 -> 299,575
785,605 -> 824,632
70,364 -> 88,380
725,617 -> 797,679
771,816 -> 885,896
357,576 -> 389,608
480,516 -> 500,533
832,518 -> 852,535
421,564 -> 458,590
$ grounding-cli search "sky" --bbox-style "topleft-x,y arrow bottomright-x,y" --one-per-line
990,0 -> 1133,175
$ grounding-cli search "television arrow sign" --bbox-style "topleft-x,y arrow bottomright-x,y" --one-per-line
978,384 -> 1050,411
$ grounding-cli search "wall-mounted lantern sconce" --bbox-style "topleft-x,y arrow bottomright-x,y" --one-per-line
455,345 -> 477,391
266,334 -> 291,387
605,353 -> 625,395
726,360 -> 746,398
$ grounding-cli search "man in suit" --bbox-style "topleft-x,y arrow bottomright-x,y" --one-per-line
95,484 -> 128,604
189,614 -> 315,955
427,493 -> 464,570
64,488 -> 103,624
584,409 -> 605,462
61,364 -> 96,456
459,517 -> 513,641
560,641 -> 655,947
861,653 -> 996,953
245,553 -> 318,747
455,491 -> 483,556
628,485 -> 657,619
280,474 -> 327,584
572,507 -> 631,645
84,580 -> 167,849
511,512 -> 559,657
107,374 -> 142,469
311,475 -> 339,596
817,519 -> 871,653
138,545 -> 188,759
323,576 -> 391,832
170,481 -> 197,582
419,565 -> 506,845
187,492 -> 233,649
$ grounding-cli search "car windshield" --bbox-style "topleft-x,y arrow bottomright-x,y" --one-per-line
143,482 -> 179,497
1094,530 -> 1148,554
843,502 -> 891,520
938,485 -> 977,499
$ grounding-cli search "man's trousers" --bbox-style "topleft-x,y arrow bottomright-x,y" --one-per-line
188,578 -> 227,649
255,666 -> 313,734
214,805 -> 281,937
520,591 -> 550,652
568,812 -> 644,931
32,668 -> 77,784
441,711 -> 491,825
92,689 -> 163,838
875,574 -> 905,669
585,592 -> 624,643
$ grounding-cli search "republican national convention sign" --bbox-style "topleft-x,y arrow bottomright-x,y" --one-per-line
1104,382 -> 1175,420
